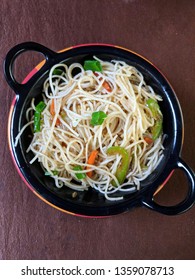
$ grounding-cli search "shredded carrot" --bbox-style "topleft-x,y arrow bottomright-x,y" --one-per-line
144,136 -> 153,144
55,118 -> 61,126
94,72 -> 112,92
50,99 -> 60,126
102,80 -> 112,92
50,99 -> 55,116
94,72 -> 99,78
86,150 -> 98,178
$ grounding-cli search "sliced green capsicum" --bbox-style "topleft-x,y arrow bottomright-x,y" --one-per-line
151,118 -> 163,140
146,98 -> 163,140
34,101 -> 46,132
107,146 -> 130,186
73,165 -> 86,180
84,60 -> 102,72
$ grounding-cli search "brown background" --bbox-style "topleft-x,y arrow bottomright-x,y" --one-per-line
0,0 -> 195,260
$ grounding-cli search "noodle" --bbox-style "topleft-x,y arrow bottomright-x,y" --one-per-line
17,57 -> 164,201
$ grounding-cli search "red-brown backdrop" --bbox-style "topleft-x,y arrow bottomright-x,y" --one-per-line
0,0 -> 195,259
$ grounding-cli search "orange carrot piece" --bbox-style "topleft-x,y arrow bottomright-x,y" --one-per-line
55,118 -> 61,126
50,99 -> 60,126
94,72 -> 99,78
50,99 -> 55,116
86,150 -> 98,178
94,72 -> 112,92
102,80 -> 112,92
144,136 -> 153,144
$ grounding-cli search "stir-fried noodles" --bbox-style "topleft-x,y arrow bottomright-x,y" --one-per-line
15,57 -> 164,201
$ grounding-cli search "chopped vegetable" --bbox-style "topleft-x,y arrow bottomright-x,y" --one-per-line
73,165 -> 86,179
35,101 -> 46,113
90,111 -> 107,126
86,150 -> 98,178
34,101 -> 46,132
146,98 -> 163,140
141,164 -> 147,170
55,117 -> 61,127
144,136 -> 153,144
34,111 -> 41,132
60,111 -> 66,120
50,99 -> 60,126
84,60 -> 102,72
53,69 -> 63,75
102,80 -> 112,92
151,118 -> 163,140
45,170 -> 59,176
107,146 -> 130,186
50,99 -> 55,116
94,72 -> 112,92
146,98 -> 161,119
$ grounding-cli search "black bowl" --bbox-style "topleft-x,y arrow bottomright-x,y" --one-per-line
4,42 -> 195,216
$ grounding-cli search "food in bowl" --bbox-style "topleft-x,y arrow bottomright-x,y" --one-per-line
5,42 -> 194,216
15,57 -> 164,201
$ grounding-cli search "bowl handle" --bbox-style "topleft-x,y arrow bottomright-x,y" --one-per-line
3,41 -> 56,94
141,158 -> 195,215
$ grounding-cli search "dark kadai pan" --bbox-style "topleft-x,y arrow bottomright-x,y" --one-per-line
4,42 -> 195,216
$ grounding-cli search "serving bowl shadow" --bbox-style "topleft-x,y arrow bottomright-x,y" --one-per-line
4,42 -> 195,216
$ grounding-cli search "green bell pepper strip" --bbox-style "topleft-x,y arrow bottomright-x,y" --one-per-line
73,165 -> 86,180
146,98 -> 161,119
151,118 -> 163,140
45,170 -> 59,176
34,111 -> 41,132
53,69 -> 63,75
107,146 -> 130,186
90,111 -> 107,126
146,98 -> 163,140
34,101 -> 46,132
35,101 -> 46,113
84,60 -> 102,72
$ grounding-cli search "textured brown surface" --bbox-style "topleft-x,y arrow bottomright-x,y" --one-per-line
0,0 -> 195,260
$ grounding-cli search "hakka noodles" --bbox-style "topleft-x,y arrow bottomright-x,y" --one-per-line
15,57 -> 164,201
